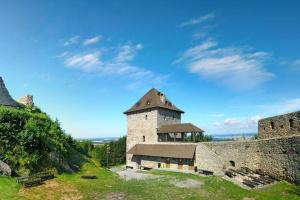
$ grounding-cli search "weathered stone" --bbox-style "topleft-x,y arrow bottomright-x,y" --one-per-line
258,111 -> 300,139
18,94 -> 34,106
0,160 -> 12,176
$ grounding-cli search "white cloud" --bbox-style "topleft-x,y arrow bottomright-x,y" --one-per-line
60,42 -> 167,89
212,115 -> 263,134
64,51 -> 101,71
179,13 -> 215,27
175,39 -> 274,90
64,36 -> 80,46
83,35 -> 102,46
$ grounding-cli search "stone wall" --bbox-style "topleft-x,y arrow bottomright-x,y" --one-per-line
258,111 -> 300,139
196,140 -> 260,175
18,95 -> 34,106
195,135 -> 300,183
157,108 -> 181,128
258,136 -> 300,183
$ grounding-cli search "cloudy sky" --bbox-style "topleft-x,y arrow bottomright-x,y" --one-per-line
0,0 -> 300,138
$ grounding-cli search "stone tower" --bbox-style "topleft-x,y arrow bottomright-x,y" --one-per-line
0,77 -> 19,107
18,95 -> 34,106
124,88 -> 184,168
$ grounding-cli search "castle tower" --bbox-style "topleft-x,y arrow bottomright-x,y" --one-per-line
124,88 -> 184,168
0,77 -> 19,107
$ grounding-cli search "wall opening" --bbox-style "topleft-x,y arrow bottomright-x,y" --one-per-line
143,136 -> 145,142
229,160 -> 235,167
271,121 -> 275,130
289,119 -> 294,128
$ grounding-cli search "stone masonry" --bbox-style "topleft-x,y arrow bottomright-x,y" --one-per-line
18,94 -> 34,106
258,111 -> 300,139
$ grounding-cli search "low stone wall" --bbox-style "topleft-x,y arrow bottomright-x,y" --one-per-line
0,160 -> 11,176
195,135 -> 300,183
196,140 -> 260,175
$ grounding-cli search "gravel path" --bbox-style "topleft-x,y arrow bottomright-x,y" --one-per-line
110,167 -> 161,181
172,179 -> 203,188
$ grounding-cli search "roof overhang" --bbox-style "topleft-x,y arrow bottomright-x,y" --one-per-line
157,123 -> 204,134
127,144 -> 196,159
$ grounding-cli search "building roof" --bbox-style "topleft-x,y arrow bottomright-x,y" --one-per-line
0,77 -> 19,107
157,123 -> 204,134
127,144 -> 196,159
124,88 -> 184,114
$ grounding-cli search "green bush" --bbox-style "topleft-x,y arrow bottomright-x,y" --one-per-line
0,105 -> 77,175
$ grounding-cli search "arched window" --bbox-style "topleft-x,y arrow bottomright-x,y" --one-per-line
271,121 -> 275,130
289,119 -> 294,128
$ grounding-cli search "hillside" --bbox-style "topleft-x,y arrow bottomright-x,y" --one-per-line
0,105 -> 85,176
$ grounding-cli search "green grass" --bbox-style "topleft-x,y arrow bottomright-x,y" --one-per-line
0,163 -> 299,200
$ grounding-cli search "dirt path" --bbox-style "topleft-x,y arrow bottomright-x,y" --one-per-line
19,179 -> 83,200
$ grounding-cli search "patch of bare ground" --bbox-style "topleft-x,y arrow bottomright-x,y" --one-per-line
242,198 -> 255,200
172,179 -> 203,188
105,192 -> 125,200
19,179 -> 83,200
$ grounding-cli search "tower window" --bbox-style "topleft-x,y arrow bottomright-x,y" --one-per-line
143,136 -> 145,142
271,121 -> 275,130
146,100 -> 150,105
145,115 -> 148,120
289,119 -> 294,128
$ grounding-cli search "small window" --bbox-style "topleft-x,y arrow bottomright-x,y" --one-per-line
271,121 -> 275,130
146,100 -> 150,105
280,125 -> 284,128
163,115 -> 167,120
229,160 -> 235,167
289,119 -> 294,128
143,136 -> 145,142
145,115 -> 148,120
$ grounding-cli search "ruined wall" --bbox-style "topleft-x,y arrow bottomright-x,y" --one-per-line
18,95 -> 34,106
258,136 -> 300,183
195,135 -> 300,183
258,111 -> 300,139
196,140 -> 260,175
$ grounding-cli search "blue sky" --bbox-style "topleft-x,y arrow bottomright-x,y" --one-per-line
1,0 -> 300,138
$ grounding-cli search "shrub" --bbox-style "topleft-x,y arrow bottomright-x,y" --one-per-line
0,105 -> 77,175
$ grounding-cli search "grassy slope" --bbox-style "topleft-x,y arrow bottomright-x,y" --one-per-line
0,163 -> 299,200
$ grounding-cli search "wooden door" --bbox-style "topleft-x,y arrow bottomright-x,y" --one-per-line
166,158 -> 170,168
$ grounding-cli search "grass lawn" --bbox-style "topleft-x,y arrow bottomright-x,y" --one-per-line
0,163 -> 299,200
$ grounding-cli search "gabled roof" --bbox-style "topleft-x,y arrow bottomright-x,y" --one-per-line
157,123 -> 204,134
0,77 -> 19,107
124,88 -> 184,114
127,144 -> 196,159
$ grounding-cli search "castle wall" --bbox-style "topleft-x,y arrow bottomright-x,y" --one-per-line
258,136 -> 300,183
195,135 -> 300,183
196,140 -> 260,175
258,111 -> 300,139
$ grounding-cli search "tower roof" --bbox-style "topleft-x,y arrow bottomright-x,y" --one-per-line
0,77 -> 19,107
124,88 -> 184,114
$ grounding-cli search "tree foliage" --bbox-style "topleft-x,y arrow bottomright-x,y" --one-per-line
0,105 -> 77,175
91,136 -> 126,167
